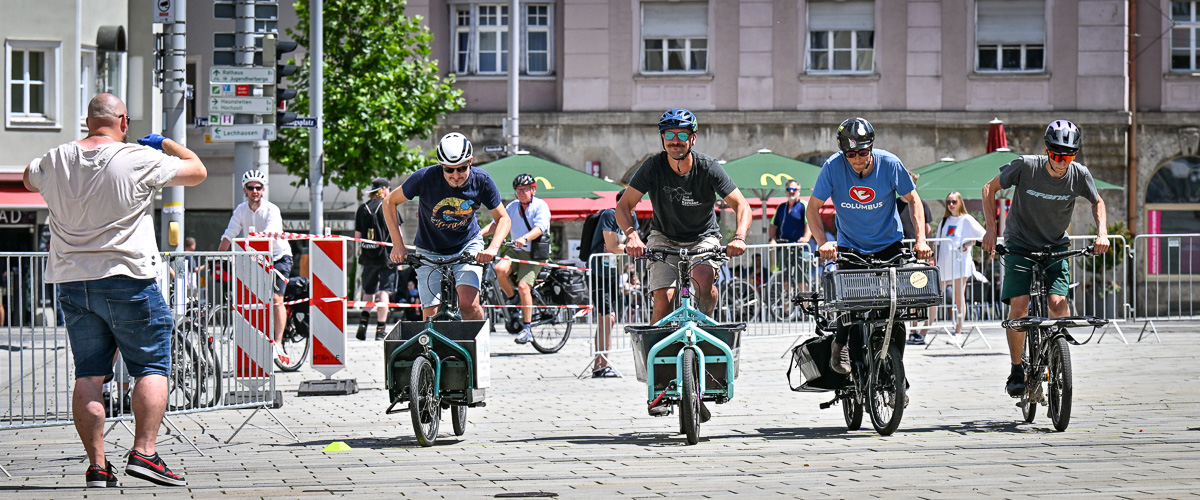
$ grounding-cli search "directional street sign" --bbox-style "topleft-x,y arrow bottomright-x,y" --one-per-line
194,117 -> 209,127
209,124 -> 277,142
209,96 -> 275,114
280,117 -> 318,129
209,66 -> 275,84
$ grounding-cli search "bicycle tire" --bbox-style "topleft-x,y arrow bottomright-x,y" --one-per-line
680,348 -> 701,445
1047,336 -> 1073,432
274,311 -> 310,372
167,333 -> 200,411
410,356 -> 441,446
867,344 -> 906,436
451,405 -> 468,437
530,290 -> 572,354
719,279 -> 760,323
1021,332 -> 1038,423
841,390 -> 863,431
194,334 -> 222,408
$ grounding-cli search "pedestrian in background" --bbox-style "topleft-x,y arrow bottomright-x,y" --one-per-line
354,177 -> 402,340
935,191 -> 987,340
23,93 -> 205,487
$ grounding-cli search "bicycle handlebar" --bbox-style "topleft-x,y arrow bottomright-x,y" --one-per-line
641,246 -> 728,260
995,244 -> 1095,262
405,251 -> 478,268
833,248 -> 918,268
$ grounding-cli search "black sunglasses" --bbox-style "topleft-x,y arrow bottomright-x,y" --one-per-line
245,185 -> 263,191
443,165 -> 469,174
845,149 -> 872,158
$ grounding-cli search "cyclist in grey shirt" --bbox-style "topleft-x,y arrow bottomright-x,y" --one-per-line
981,119 -> 1110,398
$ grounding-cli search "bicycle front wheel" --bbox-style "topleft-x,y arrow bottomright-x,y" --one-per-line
529,291 -> 572,354
867,344 -> 906,436
409,356 -> 441,446
1021,331 -> 1039,423
841,389 -> 863,431
274,312 -> 310,372
1047,336 -> 1074,431
451,404 -> 468,436
679,348 -> 701,445
167,333 -> 200,411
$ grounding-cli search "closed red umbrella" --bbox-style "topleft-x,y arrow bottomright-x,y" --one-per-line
987,117 -> 1009,153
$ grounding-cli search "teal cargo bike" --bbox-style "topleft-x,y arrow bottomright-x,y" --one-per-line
626,247 -> 744,445
384,252 -> 489,447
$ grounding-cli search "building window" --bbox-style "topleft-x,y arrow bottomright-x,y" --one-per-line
1145,156 -> 1200,275
1173,1 -> 1200,71
641,2 -> 708,74
806,1 -> 874,74
6,41 -> 60,127
975,0 -> 1045,72
451,2 -> 554,76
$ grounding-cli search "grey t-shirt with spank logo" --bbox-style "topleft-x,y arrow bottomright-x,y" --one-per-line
628,150 -> 738,243
998,155 -> 1100,250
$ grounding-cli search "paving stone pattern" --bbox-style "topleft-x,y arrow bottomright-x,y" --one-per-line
2,324 -> 1198,498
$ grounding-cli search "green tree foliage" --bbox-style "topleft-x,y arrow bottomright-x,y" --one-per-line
271,1 -> 464,190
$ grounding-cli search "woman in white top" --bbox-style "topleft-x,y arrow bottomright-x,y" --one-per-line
935,192 -> 986,335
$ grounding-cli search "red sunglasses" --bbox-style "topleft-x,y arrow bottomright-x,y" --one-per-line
1047,149 -> 1076,163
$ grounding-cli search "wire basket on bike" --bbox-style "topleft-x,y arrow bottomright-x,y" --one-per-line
821,266 -> 942,312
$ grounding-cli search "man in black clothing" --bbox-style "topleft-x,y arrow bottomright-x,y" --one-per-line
355,177 -> 403,340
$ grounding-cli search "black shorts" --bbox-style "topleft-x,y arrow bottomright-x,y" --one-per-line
273,256 -> 294,295
589,265 -> 622,315
361,262 -> 398,295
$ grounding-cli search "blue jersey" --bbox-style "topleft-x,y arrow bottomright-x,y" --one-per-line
771,200 -> 807,242
812,149 -> 914,254
401,165 -> 502,254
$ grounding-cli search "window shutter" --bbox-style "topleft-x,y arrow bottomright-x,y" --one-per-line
977,0 -> 1045,45
642,2 -> 708,38
808,1 -> 874,31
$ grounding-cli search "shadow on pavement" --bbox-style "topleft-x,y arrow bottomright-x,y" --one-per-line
499,431 -> 708,447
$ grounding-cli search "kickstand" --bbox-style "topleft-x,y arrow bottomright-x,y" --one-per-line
819,395 -> 839,410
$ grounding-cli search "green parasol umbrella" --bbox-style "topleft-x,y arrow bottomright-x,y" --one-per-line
479,153 -> 623,200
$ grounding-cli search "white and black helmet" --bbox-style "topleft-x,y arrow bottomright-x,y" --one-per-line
1044,120 -> 1082,155
436,132 -> 474,165
241,169 -> 267,187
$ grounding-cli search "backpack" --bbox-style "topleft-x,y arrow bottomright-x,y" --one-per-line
549,266 -> 590,306
577,209 -> 606,263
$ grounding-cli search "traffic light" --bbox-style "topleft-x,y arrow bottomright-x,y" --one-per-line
263,34 -> 298,126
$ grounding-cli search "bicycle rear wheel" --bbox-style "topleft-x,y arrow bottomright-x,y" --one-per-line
1047,336 -> 1073,431
719,279 -> 759,323
867,344 -> 906,436
167,333 -> 200,411
841,389 -> 863,431
409,356 -> 441,446
274,311 -> 310,372
451,404 -> 468,436
529,290 -> 571,354
679,349 -> 701,445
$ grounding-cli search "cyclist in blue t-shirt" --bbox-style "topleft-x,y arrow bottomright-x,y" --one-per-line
806,117 -> 932,375
383,132 -> 511,321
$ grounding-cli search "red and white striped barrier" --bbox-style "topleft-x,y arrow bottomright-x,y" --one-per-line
231,238 -> 275,388
310,237 -> 347,378
497,256 -> 588,272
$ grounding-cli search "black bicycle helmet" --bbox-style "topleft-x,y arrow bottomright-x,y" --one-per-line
436,132 -> 473,165
513,173 -> 535,189
836,117 -> 875,152
1044,120 -> 1081,155
658,108 -> 698,132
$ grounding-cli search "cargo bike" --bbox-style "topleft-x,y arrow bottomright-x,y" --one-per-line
384,252 -> 489,447
788,251 -> 940,436
626,247 -> 744,445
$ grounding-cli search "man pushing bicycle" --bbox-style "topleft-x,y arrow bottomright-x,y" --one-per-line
806,117 -> 932,375
982,119 -> 1109,398
383,132 -> 511,320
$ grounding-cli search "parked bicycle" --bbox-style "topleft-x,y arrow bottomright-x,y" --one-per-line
628,246 -> 744,445
714,265 -> 759,323
385,251 -> 487,446
790,250 -> 940,436
480,248 -> 579,354
764,244 -> 817,322
996,244 -> 1109,431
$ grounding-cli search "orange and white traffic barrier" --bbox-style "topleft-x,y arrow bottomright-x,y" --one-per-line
231,238 -> 275,388
310,237 -> 348,378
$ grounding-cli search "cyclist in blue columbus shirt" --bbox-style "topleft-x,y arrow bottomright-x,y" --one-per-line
806,117 -> 932,375
383,132 -> 510,321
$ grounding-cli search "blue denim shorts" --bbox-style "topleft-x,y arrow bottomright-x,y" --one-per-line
58,276 -> 173,379
414,239 -> 484,308
273,255 -> 294,295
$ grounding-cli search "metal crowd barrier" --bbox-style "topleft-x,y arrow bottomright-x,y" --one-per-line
1131,233 -> 1200,342
0,251 -> 283,457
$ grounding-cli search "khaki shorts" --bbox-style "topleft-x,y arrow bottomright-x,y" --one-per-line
506,249 -> 542,286
645,231 -> 723,292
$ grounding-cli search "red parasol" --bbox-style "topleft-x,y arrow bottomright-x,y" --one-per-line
986,117 -> 1009,153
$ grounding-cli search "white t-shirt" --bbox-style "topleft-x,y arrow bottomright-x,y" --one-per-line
505,197 -> 550,242
935,214 -> 986,281
28,142 -> 181,283
220,201 -> 292,260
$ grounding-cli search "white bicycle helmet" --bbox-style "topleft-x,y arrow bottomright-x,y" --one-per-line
242,169 -> 267,187
436,132 -> 474,165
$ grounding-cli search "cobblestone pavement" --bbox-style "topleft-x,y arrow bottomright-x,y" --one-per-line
2,322 -> 1198,498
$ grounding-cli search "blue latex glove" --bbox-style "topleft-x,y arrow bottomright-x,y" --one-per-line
137,133 -> 167,150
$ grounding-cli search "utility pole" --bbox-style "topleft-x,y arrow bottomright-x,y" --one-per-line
233,0 -> 257,206
159,0 -> 187,250
506,0 -> 520,155
310,0 -> 324,234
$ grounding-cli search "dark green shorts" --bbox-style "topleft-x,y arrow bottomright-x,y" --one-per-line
1000,245 -> 1071,304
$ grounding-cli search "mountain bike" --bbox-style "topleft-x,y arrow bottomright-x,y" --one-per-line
996,244 -> 1109,432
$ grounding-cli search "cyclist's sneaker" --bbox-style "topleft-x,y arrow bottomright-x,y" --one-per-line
375,323 -> 388,341
515,327 -> 533,344
906,333 -> 925,345
125,450 -> 186,486
1005,369 -> 1025,398
85,461 -> 119,488
273,343 -> 291,367
829,341 -> 851,375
